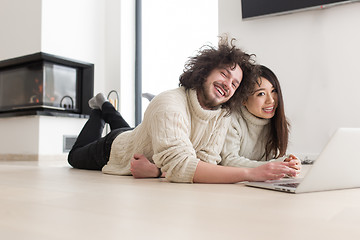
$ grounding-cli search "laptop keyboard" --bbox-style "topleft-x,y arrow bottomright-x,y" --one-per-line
277,182 -> 300,188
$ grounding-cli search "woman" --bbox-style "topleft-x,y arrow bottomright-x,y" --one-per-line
130,65 -> 301,178
220,65 -> 297,167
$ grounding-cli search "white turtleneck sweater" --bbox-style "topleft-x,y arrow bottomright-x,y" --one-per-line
102,87 -> 231,183
220,106 -> 286,168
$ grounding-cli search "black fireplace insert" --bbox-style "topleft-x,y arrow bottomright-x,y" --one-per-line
0,52 -> 94,118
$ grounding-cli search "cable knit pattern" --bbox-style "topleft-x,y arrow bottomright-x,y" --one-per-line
102,87 -> 230,183
220,106 -> 286,168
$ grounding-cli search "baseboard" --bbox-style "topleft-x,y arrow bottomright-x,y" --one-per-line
0,154 -> 68,161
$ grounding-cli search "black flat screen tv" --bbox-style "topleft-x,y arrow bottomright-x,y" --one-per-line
241,0 -> 359,19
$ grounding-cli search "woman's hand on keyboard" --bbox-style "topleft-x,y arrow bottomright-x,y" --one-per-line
283,154 -> 301,176
248,162 -> 298,182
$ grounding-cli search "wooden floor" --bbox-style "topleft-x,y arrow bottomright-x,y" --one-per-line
1,159 -> 360,240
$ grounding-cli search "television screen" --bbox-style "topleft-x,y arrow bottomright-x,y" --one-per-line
241,0 -> 358,19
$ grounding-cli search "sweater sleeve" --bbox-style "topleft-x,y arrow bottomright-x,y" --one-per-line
220,121 -> 268,168
196,115 -> 230,165
150,110 -> 199,183
220,114 -> 284,168
220,121 -> 288,167
144,87 -> 229,183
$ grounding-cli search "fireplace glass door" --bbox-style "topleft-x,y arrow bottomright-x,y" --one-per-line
0,61 -> 78,112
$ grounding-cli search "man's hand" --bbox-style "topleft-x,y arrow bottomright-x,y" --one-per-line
130,154 -> 161,178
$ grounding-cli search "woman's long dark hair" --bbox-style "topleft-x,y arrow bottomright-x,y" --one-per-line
253,65 -> 290,159
179,36 -> 258,113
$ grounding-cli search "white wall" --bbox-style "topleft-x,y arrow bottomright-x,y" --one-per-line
0,0 -> 43,157
0,0 -> 135,158
0,0 -> 42,60
41,0 -> 136,124
219,0 -> 360,159
41,0 -> 106,94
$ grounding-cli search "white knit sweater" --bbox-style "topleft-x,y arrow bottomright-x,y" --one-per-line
220,106 -> 286,168
102,87 -> 231,183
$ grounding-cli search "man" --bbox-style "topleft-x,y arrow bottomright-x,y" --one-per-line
68,37 -> 297,183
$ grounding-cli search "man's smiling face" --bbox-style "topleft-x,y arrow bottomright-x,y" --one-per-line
197,64 -> 243,110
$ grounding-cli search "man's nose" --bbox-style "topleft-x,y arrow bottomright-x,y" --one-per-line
223,79 -> 231,92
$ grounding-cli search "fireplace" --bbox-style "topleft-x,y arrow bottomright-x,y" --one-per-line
0,52 -> 94,118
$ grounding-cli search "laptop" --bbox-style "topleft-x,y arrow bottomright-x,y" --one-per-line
245,128 -> 360,193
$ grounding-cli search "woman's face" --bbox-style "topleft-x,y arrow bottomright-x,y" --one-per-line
243,77 -> 278,119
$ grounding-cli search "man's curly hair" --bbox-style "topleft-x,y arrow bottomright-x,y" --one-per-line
179,36 -> 259,113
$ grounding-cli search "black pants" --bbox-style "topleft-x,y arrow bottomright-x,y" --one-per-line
68,102 -> 133,170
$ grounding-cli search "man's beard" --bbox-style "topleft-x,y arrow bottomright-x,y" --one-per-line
198,88 -> 221,110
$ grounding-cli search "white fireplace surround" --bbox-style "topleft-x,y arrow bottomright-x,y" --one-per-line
0,115 -> 87,161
